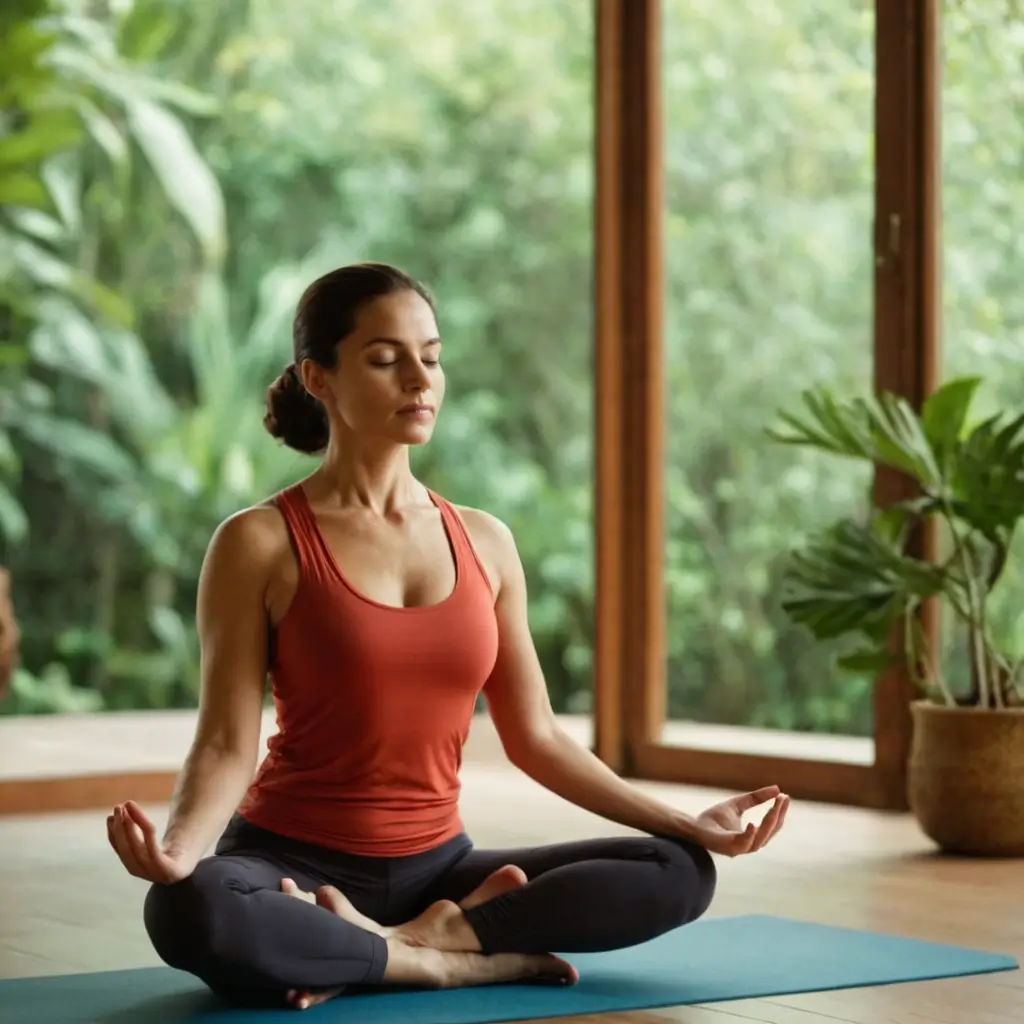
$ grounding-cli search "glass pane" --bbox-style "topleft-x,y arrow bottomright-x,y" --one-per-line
660,1 -> 877,758
2,2 -> 595,755
941,2 -> 1024,699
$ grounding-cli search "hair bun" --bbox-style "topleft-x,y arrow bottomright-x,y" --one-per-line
263,364 -> 330,454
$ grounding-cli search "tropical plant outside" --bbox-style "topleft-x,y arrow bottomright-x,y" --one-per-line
769,377 -> 1024,710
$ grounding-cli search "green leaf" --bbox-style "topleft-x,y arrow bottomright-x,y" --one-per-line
6,206 -> 66,243
28,301 -> 174,440
0,345 -> 29,370
70,274 -> 135,328
836,648 -> 895,674
780,518 -> 946,646
117,4 -> 179,63
921,376 -> 982,472
140,79 -> 219,118
0,428 -> 19,476
16,411 -> 137,482
767,385 -> 943,488
952,410 -> 1024,541
40,157 -> 80,234
0,109 -> 82,168
0,481 -> 28,544
0,173 -> 48,208
125,96 -> 226,262
872,496 -> 939,545
8,233 -> 76,290
29,300 -> 110,384
0,23 -> 57,103
74,96 -> 128,168
765,386 -> 874,461
9,235 -> 133,326
9,663 -> 104,714
866,391 -> 942,487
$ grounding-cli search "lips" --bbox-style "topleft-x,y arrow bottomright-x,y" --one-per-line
398,404 -> 433,415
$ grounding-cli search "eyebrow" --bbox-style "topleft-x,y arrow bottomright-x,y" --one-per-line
362,336 -> 441,348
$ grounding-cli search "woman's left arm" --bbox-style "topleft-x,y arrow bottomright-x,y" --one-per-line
474,513 -> 788,857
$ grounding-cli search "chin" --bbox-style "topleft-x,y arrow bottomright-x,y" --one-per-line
394,424 -> 435,446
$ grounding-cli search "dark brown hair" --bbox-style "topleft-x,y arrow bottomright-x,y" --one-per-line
263,262 -> 436,454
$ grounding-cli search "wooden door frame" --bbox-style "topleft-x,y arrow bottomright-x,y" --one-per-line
593,0 -> 940,809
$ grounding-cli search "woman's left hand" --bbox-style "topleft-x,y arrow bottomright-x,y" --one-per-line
687,786 -> 790,857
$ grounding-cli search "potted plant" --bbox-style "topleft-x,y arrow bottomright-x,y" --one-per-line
767,376 -> 1024,856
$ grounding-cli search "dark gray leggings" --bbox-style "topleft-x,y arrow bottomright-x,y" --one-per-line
143,814 -> 717,1007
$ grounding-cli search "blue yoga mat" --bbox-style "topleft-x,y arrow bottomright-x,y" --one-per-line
0,914 -> 1016,1024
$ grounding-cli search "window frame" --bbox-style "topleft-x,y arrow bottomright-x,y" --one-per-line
592,0 -> 940,809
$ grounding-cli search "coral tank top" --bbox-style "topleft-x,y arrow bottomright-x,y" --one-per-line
236,483 -> 499,856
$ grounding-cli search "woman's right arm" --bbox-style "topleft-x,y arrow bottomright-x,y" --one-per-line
108,508 -> 283,883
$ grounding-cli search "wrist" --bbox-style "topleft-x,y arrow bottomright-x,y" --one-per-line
162,833 -> 202,866
667,810 -> 699,841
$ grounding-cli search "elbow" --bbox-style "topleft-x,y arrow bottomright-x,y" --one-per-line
502,721 -> 562,773
189,731 -> 260,771
192,708 -> 263,767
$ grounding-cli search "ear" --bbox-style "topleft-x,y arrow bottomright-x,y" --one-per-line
298,358 -> 332,402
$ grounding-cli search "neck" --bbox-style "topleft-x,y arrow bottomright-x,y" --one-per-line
313,438 -> 423,513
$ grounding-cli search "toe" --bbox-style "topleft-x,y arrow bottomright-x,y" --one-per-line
459,864 -> 528,910
315,884 -> 344,911
502,864 -> 528,887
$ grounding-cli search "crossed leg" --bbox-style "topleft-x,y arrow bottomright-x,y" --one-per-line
432,833 -> 717,954
284,832 -> 716,1006
280,864 -> 552,1009
146,855 -> 573,1012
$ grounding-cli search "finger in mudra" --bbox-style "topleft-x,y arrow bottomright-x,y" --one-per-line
695,787 -> 790,856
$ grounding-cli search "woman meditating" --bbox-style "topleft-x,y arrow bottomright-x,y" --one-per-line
107,263 -> 789,1011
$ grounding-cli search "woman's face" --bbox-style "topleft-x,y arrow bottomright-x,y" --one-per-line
303,289 -> 445,448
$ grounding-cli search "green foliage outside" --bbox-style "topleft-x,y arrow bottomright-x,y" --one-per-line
1,1 -> 1022,737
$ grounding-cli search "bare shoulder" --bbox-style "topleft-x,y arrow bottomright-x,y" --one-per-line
455,505 -> 516,546
453,505 -> 523,596
203,501 -> 292,575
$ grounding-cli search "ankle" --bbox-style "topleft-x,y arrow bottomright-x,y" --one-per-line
441,905 -> 482,953
394,899 -> 481,953
383,939 -> 447,988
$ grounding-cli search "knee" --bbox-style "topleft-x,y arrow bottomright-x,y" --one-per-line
144,866 -> 209,971
143,859 -> 231,973
143,861 -> 285,1007
652,836 -> 717,927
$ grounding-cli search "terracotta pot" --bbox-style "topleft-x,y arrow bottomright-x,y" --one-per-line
908,700 -> 1024,857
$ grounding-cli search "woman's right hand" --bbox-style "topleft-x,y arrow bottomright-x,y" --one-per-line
107,801 -> 197,885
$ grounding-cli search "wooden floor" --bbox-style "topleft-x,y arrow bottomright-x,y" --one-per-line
0,716 -> 1021,1022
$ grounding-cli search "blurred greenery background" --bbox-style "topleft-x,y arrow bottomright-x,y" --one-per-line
2,0 -> 1022,736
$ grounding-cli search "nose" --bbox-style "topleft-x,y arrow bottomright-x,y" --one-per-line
402,357 -> 432,392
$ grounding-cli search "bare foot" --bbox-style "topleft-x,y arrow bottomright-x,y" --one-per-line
279,875 -> 577,1000
283,864 -> 529,954
279,880 -> 362,1010
384,941 -> 579,989
458,864 -> 528,910
437,949 -> 578,988
393,863 -> 529,953
281,877 -> 389,937
284,986 -> 343,1011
